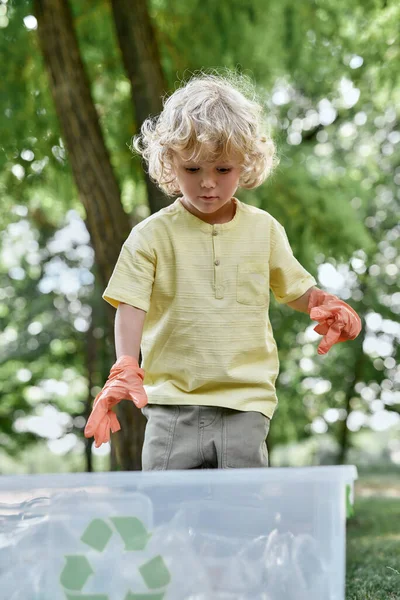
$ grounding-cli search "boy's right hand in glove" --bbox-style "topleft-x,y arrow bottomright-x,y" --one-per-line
84,355 -> 148,447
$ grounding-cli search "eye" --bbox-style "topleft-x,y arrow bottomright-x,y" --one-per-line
184,166 -> 232,174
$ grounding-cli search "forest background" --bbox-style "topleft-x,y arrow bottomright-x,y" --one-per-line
0,0 -> 399,475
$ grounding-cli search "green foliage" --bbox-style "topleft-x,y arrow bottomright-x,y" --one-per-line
1,0 -> 399,467
0,207 -> 113,460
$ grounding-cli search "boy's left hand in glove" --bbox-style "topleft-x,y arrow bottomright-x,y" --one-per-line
307,288 -> 362,355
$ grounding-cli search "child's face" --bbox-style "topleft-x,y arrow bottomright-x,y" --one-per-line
173,151 -> 242,223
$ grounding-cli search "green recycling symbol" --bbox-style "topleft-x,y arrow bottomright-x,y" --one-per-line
59,517 -> 171,599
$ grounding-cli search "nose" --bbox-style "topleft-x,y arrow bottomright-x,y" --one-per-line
201,177 -> 216,189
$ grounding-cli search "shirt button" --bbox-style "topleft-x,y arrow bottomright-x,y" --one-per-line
214,260 -> 220,266
212,230 -> 218,236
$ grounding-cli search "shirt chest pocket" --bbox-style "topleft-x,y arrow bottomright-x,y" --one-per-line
237,262 -> 269,306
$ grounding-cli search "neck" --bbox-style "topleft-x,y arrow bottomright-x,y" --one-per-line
181,197 -> 236,225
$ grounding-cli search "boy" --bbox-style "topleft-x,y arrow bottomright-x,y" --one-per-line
84,72 -> 361,469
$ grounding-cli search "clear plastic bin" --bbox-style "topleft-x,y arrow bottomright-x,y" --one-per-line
0,465 -> 357,599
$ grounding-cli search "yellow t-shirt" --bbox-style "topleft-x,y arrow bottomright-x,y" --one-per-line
103,197 -> 317,418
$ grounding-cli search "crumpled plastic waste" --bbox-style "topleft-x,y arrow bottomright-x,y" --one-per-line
0,496 -> 331,600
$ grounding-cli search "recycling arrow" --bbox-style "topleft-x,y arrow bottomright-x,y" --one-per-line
60,516 -> 171,599
139,555 -> 171,589
110,517 -> 152,551
81,518 -> 113,552
60,556 -> 94,590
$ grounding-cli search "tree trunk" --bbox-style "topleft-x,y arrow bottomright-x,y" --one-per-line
34,0 -> 146,470
110,0 -> 170,214
34,0 -> 130,282
84,318 -> 95,473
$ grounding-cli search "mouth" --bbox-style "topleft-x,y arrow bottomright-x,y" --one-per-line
199,196 -> 219,200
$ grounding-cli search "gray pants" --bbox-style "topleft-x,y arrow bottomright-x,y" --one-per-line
141,404 -> 270,470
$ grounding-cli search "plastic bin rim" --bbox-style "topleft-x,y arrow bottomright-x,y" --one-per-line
0,465 -> 358,491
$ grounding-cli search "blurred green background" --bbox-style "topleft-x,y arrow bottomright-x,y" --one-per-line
0,0 -> 399,475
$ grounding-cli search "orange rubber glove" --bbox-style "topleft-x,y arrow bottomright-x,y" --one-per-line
307,288 -> 362,355
84,355 -> 148,447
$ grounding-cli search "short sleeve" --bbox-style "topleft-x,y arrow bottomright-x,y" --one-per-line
102,228 -> 156,311
269,218 -> 317,304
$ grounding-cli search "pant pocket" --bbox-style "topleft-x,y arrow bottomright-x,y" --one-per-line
222,409 -> 270,468
141,405 -> 179,470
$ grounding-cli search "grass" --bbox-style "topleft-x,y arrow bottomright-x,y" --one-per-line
346,472 -> 400,599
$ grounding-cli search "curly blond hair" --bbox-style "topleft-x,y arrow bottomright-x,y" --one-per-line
131,69 -> 279,196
